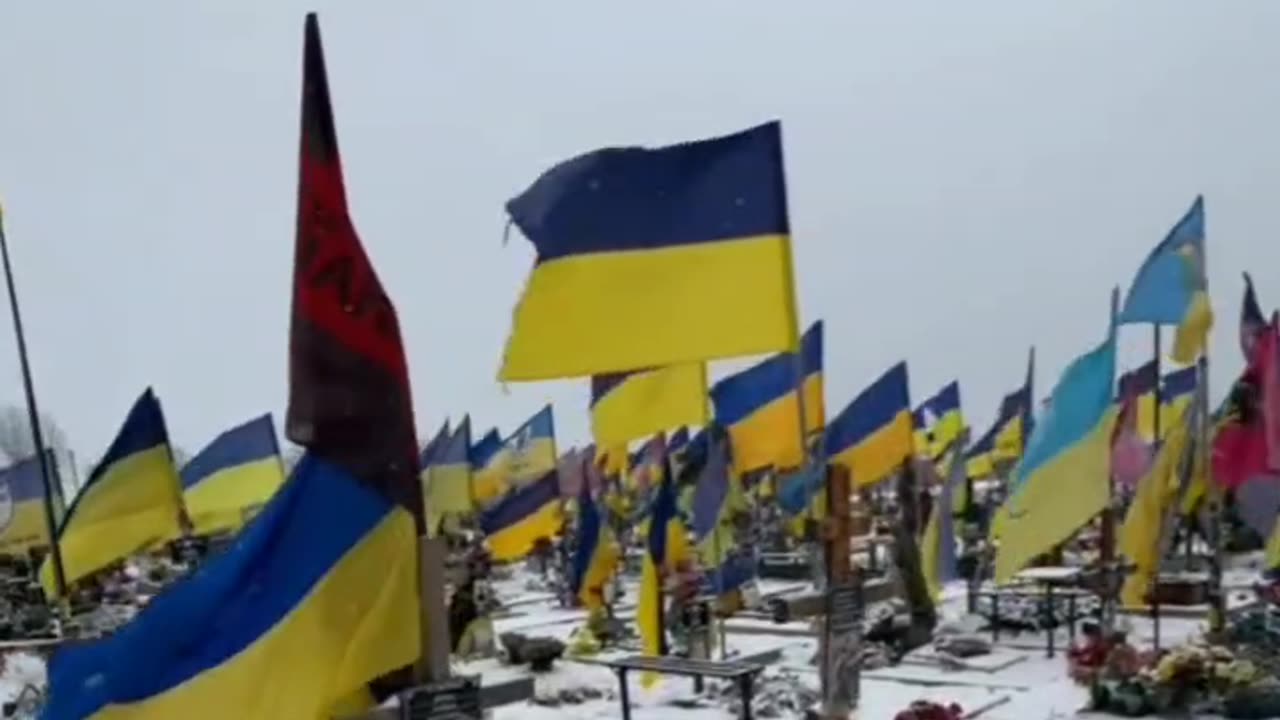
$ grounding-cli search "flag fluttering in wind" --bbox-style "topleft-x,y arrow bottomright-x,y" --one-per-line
181,414 -> 286,536
41,17 -> 424,718
500,122 -> 801,380
921,430 -> 969,601
709,320 -> 824,473
570,480 -> 619,611
965,349 -> 1035,480
590,364 -> 709,449
825,362 -> 914,487
1118,196 -> 1213,364
1119,400 -> 1196,607
40,388 -> 184,598
0,450 -> 60,555
913,381 -> 963,463
996,302 -> 1118,584
638,458 -> 690,686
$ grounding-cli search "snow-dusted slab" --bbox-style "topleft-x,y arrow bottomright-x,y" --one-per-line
902,646 -> 1030,673
1014,566 -> 1082,583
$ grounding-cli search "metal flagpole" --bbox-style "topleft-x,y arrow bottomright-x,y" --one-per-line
1150,324 -> 1163,648
1100,288 -> 1120,635
0,203 -> 68,598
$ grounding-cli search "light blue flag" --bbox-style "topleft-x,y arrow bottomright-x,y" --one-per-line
1118,196 -> 1205,325
1009,325 -> 1117,497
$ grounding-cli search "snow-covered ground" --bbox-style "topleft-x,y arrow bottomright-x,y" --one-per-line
1,565 -> 1268,719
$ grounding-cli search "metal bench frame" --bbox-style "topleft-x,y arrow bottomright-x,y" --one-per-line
601,655 -> 765,720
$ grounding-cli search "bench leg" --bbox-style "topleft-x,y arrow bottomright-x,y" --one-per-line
991,592 -> 1000,643
1068,594 -> 1077,646
1045,583 -> 1055,659
739,674 -> 755,720
616,668 -> 632,720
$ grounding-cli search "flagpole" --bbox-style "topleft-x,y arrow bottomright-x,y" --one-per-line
0,205 -> 68,599
1100,288 -> 1120,634
1149,323 -> 1164,649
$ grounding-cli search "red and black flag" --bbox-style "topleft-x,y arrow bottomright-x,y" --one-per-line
287,13 -> 425,534
1242,272 -> 1267,362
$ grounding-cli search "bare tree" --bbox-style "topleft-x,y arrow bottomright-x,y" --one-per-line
0,405 -> 71,463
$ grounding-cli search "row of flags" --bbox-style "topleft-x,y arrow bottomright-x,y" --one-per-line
23,10 -> 1278,716
0,388 -> 287,598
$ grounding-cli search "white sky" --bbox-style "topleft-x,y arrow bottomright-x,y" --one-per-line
1,2 -> 1278,466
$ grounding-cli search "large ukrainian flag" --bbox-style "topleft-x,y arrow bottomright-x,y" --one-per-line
913,381 -> 963,461
590,364 -> 709,448
500,122 -> 801,381
424,419 -> 473,533
41,388 -> 184,597
181,414 -> 285,537
40,454 -> 420,720
995,308 -> 1118,584
479,471 -> 562,562
825,362 -> 914,487
710,320 -> 824,473
0,451 -> 58,555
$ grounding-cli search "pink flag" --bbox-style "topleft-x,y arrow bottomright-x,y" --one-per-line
1111,388 -> 1153,492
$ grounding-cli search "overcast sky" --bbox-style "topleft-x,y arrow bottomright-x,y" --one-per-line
1,2 -> 1278,467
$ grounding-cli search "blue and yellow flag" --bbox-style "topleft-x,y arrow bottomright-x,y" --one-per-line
469,428 -> 502,468
418,420 -> 451,470
43,454 -> 421,719
922,433 -> 968,601
691,430 -> 750,595
825,362 -> 914,487
1118,196 -> 1213,363
1120,401 -> 1195,606
424,418 -> 473,534
1117,360 -> 1158,442
41,388 -> 184,597
913,381 -> 963,461
0,450 -> 59,555
638,461 -> 689,686
469,427 -> 507,508
995,307 -> 1118,583
506,406 -> 558,489
626,433 -> 667,494
965,353 -> 1035,479
479,471 -> 562,562
500,122 -> 801,381
181,414 -> 286,537
570,482 -> 618,611
1114,363 -> 1197,443
590,365 -> 709,448
710,320 -> 823,473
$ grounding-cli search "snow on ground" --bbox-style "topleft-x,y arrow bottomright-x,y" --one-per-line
477,574 -> 1241,719
0,564 -> 1266,718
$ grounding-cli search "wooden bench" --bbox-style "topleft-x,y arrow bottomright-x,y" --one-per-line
602,655 -> 765,720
